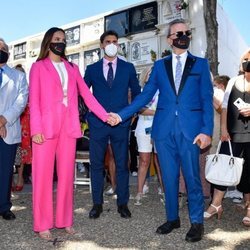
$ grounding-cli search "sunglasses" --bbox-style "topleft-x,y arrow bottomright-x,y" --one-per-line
168,30 -> 192,38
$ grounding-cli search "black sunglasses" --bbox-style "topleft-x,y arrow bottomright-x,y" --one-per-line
168,30 -> 192,38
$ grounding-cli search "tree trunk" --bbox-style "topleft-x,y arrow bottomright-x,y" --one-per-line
203,0 -> 218,76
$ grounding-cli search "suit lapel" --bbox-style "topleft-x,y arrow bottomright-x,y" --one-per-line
164,56 -> 176,95
42,58 -> 62,89
178,54 -> 196,95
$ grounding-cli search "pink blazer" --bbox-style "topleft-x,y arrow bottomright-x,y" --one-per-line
29,58 -> 108,139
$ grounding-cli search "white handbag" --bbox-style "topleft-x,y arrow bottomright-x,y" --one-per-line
205,140 -> 244,186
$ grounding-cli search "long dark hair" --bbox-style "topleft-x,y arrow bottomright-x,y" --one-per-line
37,27 -> 67,61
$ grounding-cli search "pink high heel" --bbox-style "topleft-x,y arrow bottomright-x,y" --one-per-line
204,204 -> 223,220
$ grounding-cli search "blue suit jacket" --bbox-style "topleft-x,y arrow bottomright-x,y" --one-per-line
118,52 -> 214,141
84,58 -> 141,128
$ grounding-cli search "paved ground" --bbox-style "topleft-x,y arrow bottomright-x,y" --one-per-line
1,176 -> 250,250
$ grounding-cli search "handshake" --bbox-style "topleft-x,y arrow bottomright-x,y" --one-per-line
107,112 -> 122,126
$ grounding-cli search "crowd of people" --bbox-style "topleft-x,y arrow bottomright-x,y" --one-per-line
0,18 -> 250,243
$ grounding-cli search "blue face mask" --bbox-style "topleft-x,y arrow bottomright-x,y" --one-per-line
49,42 -> 66,56
0,49 -> 8,63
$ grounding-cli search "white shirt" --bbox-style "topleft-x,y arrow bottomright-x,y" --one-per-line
172,51 -> 188,82
52,61 -> 68,106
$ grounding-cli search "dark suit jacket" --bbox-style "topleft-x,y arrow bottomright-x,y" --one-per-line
84,57 -> 141,128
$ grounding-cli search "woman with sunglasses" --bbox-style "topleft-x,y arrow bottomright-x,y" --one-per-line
204,50 -> 250,227
29,27 -> 108,239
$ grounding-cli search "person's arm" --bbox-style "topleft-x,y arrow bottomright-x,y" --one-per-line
220,108 -> 230,141
76,65 -> 108,122
128,63 -> 141,100
29,63 -> 43,137
2,71 -> 28,127
193,59 -> 213,149
139,108 -> 155,116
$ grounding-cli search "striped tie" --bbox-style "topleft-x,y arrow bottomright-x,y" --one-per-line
175,55 -> 182,93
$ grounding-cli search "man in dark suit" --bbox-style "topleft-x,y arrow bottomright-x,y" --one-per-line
84,30 -> 141,219
109,19 -> 214,242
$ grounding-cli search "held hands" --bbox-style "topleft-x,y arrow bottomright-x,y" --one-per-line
107,112 -> 121,126
32,133 -> 45,144
193,133 -> 212,149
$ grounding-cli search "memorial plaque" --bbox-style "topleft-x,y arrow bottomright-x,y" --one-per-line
14,42 -> 26,60
105,11 -> 129,37
65,26 -> 80,46
84,48 -> 101,67
67,53 -> 80,65
129,1 -> 158,34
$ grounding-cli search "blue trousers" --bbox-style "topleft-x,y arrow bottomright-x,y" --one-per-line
0,138 -> 17,213
155,117 -> 204,223
89,124 -> 129,206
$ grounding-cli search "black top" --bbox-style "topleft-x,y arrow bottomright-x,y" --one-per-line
227,84 -> 250,142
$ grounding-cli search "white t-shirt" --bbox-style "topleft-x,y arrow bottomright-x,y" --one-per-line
52,61 -> 68,106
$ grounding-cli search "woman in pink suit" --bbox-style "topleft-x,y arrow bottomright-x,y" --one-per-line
29,27 -> 108,240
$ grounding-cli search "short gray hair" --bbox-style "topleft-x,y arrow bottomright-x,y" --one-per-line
0,38 -> 9,52
166,18 -> 187,37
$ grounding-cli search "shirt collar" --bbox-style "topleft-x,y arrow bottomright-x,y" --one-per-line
103,57 -> 117,66
172,51 -> 188,60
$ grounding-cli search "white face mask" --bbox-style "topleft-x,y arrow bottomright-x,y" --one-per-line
104,43 -> 118,57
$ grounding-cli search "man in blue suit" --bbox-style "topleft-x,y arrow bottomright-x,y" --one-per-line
84,30 -> 141,219
109,19 -> 214,242
0,38 -> 28,220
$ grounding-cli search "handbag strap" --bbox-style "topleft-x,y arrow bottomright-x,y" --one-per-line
215,140 -> 233,157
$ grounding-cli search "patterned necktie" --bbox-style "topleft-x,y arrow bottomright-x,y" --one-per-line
0,68 -> 3,88
107,62 -> 113,88
175,55 -> 182,93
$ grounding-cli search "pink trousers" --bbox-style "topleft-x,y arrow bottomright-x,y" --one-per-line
32,123 -> 76,232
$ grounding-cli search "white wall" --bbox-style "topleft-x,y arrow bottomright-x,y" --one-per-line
217,3 -> 248,77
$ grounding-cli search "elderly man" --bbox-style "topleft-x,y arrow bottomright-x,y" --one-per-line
0,38 -> 28,220
109,19 -> 214,242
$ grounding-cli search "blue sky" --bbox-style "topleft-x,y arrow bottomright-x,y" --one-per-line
1,0 -> 249,45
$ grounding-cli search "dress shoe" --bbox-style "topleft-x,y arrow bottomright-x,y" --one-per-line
185,223 -> 204,242
89,204 -> 103,219
156,219 -> 180,234
117,205 -> 131,218
0,210 -> 16,220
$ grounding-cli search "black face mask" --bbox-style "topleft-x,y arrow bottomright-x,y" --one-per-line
242,61 -> 250,72
172,35 -> 190,50
0,50 -> 9,63
49,42 -> 66,56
